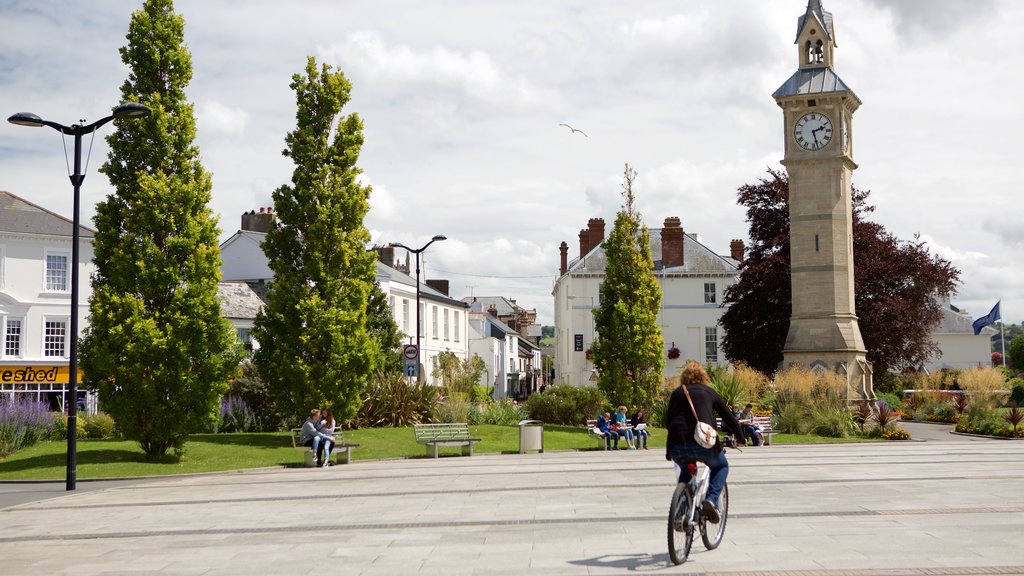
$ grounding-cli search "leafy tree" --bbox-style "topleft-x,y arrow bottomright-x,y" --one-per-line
251,57 -> 376,425
590,164 -> 665,410
721,169 -> 960,376
1008,335 -> 1024,374
367,280 -> 403,375
81,0 -> 241,457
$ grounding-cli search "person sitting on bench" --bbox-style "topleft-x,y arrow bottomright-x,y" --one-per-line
300,408 -> 335,467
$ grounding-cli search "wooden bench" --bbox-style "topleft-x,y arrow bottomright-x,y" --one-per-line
586,419 -> 609,449
413,423 -> 481,458
716,415 -> 775,446
290,427 -> 360,466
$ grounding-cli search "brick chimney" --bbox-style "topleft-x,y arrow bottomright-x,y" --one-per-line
730,239 -> 745,263
578,229 -> 589,258
661,217 -> 685,268
587,218 -> 606,253
425,279 -> 449,296
241,207 -> 274,233
559,241 -> 568,275
376,246 -> 395,267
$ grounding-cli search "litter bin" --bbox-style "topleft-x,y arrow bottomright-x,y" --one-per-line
518,419 -> 544,454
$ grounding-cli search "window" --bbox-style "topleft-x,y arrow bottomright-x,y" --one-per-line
236,327 -> 251,345
419,303 -> 425,338
705,327 -> 719,363
4,318 -> 22,358
443,309 -> 449,340
454,311 -> 460,342
44,320 -> 67,357
45,253 -> 69,292
704,282 -> 716,304
402,299 -> 410,334
388,295 -> 395,312
431,305 -> 438,339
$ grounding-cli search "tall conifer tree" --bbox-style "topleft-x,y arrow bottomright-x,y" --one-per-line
252,58 -> 376,423
81,0 -> 240,457
591,165 -> 665,410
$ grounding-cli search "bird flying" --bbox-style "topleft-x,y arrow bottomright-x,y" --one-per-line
559,123 -> 588,137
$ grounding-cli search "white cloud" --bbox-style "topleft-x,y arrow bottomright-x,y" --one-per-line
319,30 -> 552,108
197,101 -> 250,138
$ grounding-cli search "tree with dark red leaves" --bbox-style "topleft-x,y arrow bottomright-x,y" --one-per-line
721,169 -> 960,376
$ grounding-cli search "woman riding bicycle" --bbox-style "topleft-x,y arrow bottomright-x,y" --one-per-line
665,362 -> 746,522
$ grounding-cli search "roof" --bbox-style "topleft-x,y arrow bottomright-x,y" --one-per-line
376,261 -> 469,309
772,67 -> 858,101
0,190 -> 95,238
933,297 -> 997,335
796,0 -> 834,44
461,296 -> 519,316
216,281 -> 266,319
564,228 -> 738,276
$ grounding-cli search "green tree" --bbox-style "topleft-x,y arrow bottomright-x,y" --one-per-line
367,279 -> 403,375
590,164 -> 665,410
252,58 -> 376,424
81,0 -> 241,457
1008,335 -> 1024,374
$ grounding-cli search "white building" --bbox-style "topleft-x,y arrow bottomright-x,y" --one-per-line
553,216 -> 742,387
0,191 -> 95,412
924,297 -> 997,372
219,210 -> 470,384
466,303 -> 519,399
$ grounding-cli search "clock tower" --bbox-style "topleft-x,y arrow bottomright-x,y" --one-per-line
773,0 -> 874,402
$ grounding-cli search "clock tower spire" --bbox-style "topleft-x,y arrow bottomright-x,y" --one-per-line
773,0 -> 874,402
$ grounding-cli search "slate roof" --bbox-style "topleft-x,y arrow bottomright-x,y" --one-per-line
772,67 -> 858,101
565,228 -> 737,276
216,281 -> 266,319
376,261 -> 468,309
0,191 -> 95,238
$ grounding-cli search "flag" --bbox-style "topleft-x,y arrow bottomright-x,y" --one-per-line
972,301 -> 1000,335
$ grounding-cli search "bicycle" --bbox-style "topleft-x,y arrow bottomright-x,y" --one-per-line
667,441 -> 739,565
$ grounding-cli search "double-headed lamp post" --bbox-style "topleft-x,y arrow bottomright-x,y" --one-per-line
8,103 -> 151,491
388,235 -> 447,367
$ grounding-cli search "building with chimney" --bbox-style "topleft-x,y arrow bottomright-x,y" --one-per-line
552,216 -> 743,388
219,209 -> 470,384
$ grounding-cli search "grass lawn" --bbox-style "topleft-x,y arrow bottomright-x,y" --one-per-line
0,425 -> 879,481
0,424 -> 656,481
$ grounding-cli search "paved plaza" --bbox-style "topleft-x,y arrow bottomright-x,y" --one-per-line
1,422 -> 1023,576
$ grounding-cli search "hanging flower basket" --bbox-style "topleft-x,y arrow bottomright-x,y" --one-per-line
667,343 -> 680,360
585,348 -> 593,360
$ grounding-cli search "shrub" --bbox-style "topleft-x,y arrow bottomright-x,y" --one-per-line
433,396 -> 470,423
470,399 -> 526,425
227,360 -> 284,431
774,398 -> 809,435
852,401 -> 872,433
876,392 -> 903,411
881,427 -> 910,440
215,396 -> 257,433
710,370 -> 745,409
874,400 -> 899,430
1009,379 -> 1024,407
957,367 -> 1005,410
355,371 -> 438,427
809,401 -> 854,438
470,386 -> 493,403
524,385 -> 605,425
0,397 -> 55,456
51,411 -> 87,441
83,412 -> 117,439
924,405 -> 957,423
1003,406 -> 1023,434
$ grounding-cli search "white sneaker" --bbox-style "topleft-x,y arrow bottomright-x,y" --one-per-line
321,456 -> 331,468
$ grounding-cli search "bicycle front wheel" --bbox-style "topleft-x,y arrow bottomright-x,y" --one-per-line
668,482 -> 694,565
700,483 -> 729,550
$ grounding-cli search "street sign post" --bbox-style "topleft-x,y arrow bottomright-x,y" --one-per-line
403,344 -> 419,379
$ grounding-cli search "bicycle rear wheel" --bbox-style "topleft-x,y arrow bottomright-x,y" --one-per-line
667,482 -> 694,565
700,483 -> 729,550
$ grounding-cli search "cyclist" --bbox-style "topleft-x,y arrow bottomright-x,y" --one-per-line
665,362 -> 745,522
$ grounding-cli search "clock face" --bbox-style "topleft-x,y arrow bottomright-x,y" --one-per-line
794,112 -> 833,151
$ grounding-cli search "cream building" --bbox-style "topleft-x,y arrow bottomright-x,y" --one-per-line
219,210 -> 470,385
0,191 -> 96,412
553,217 -> 742,388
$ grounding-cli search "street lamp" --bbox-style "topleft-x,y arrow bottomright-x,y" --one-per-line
388,235 -> 447,374
8,103 -> 151,491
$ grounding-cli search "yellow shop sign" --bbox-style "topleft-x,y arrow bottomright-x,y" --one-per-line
0,365 -> 82,384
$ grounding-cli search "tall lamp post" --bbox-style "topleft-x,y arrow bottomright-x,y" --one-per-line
8,103 -> 151,491
388,235 -> 446,371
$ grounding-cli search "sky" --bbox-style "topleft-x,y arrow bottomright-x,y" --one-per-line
1,0 -> 1021,327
